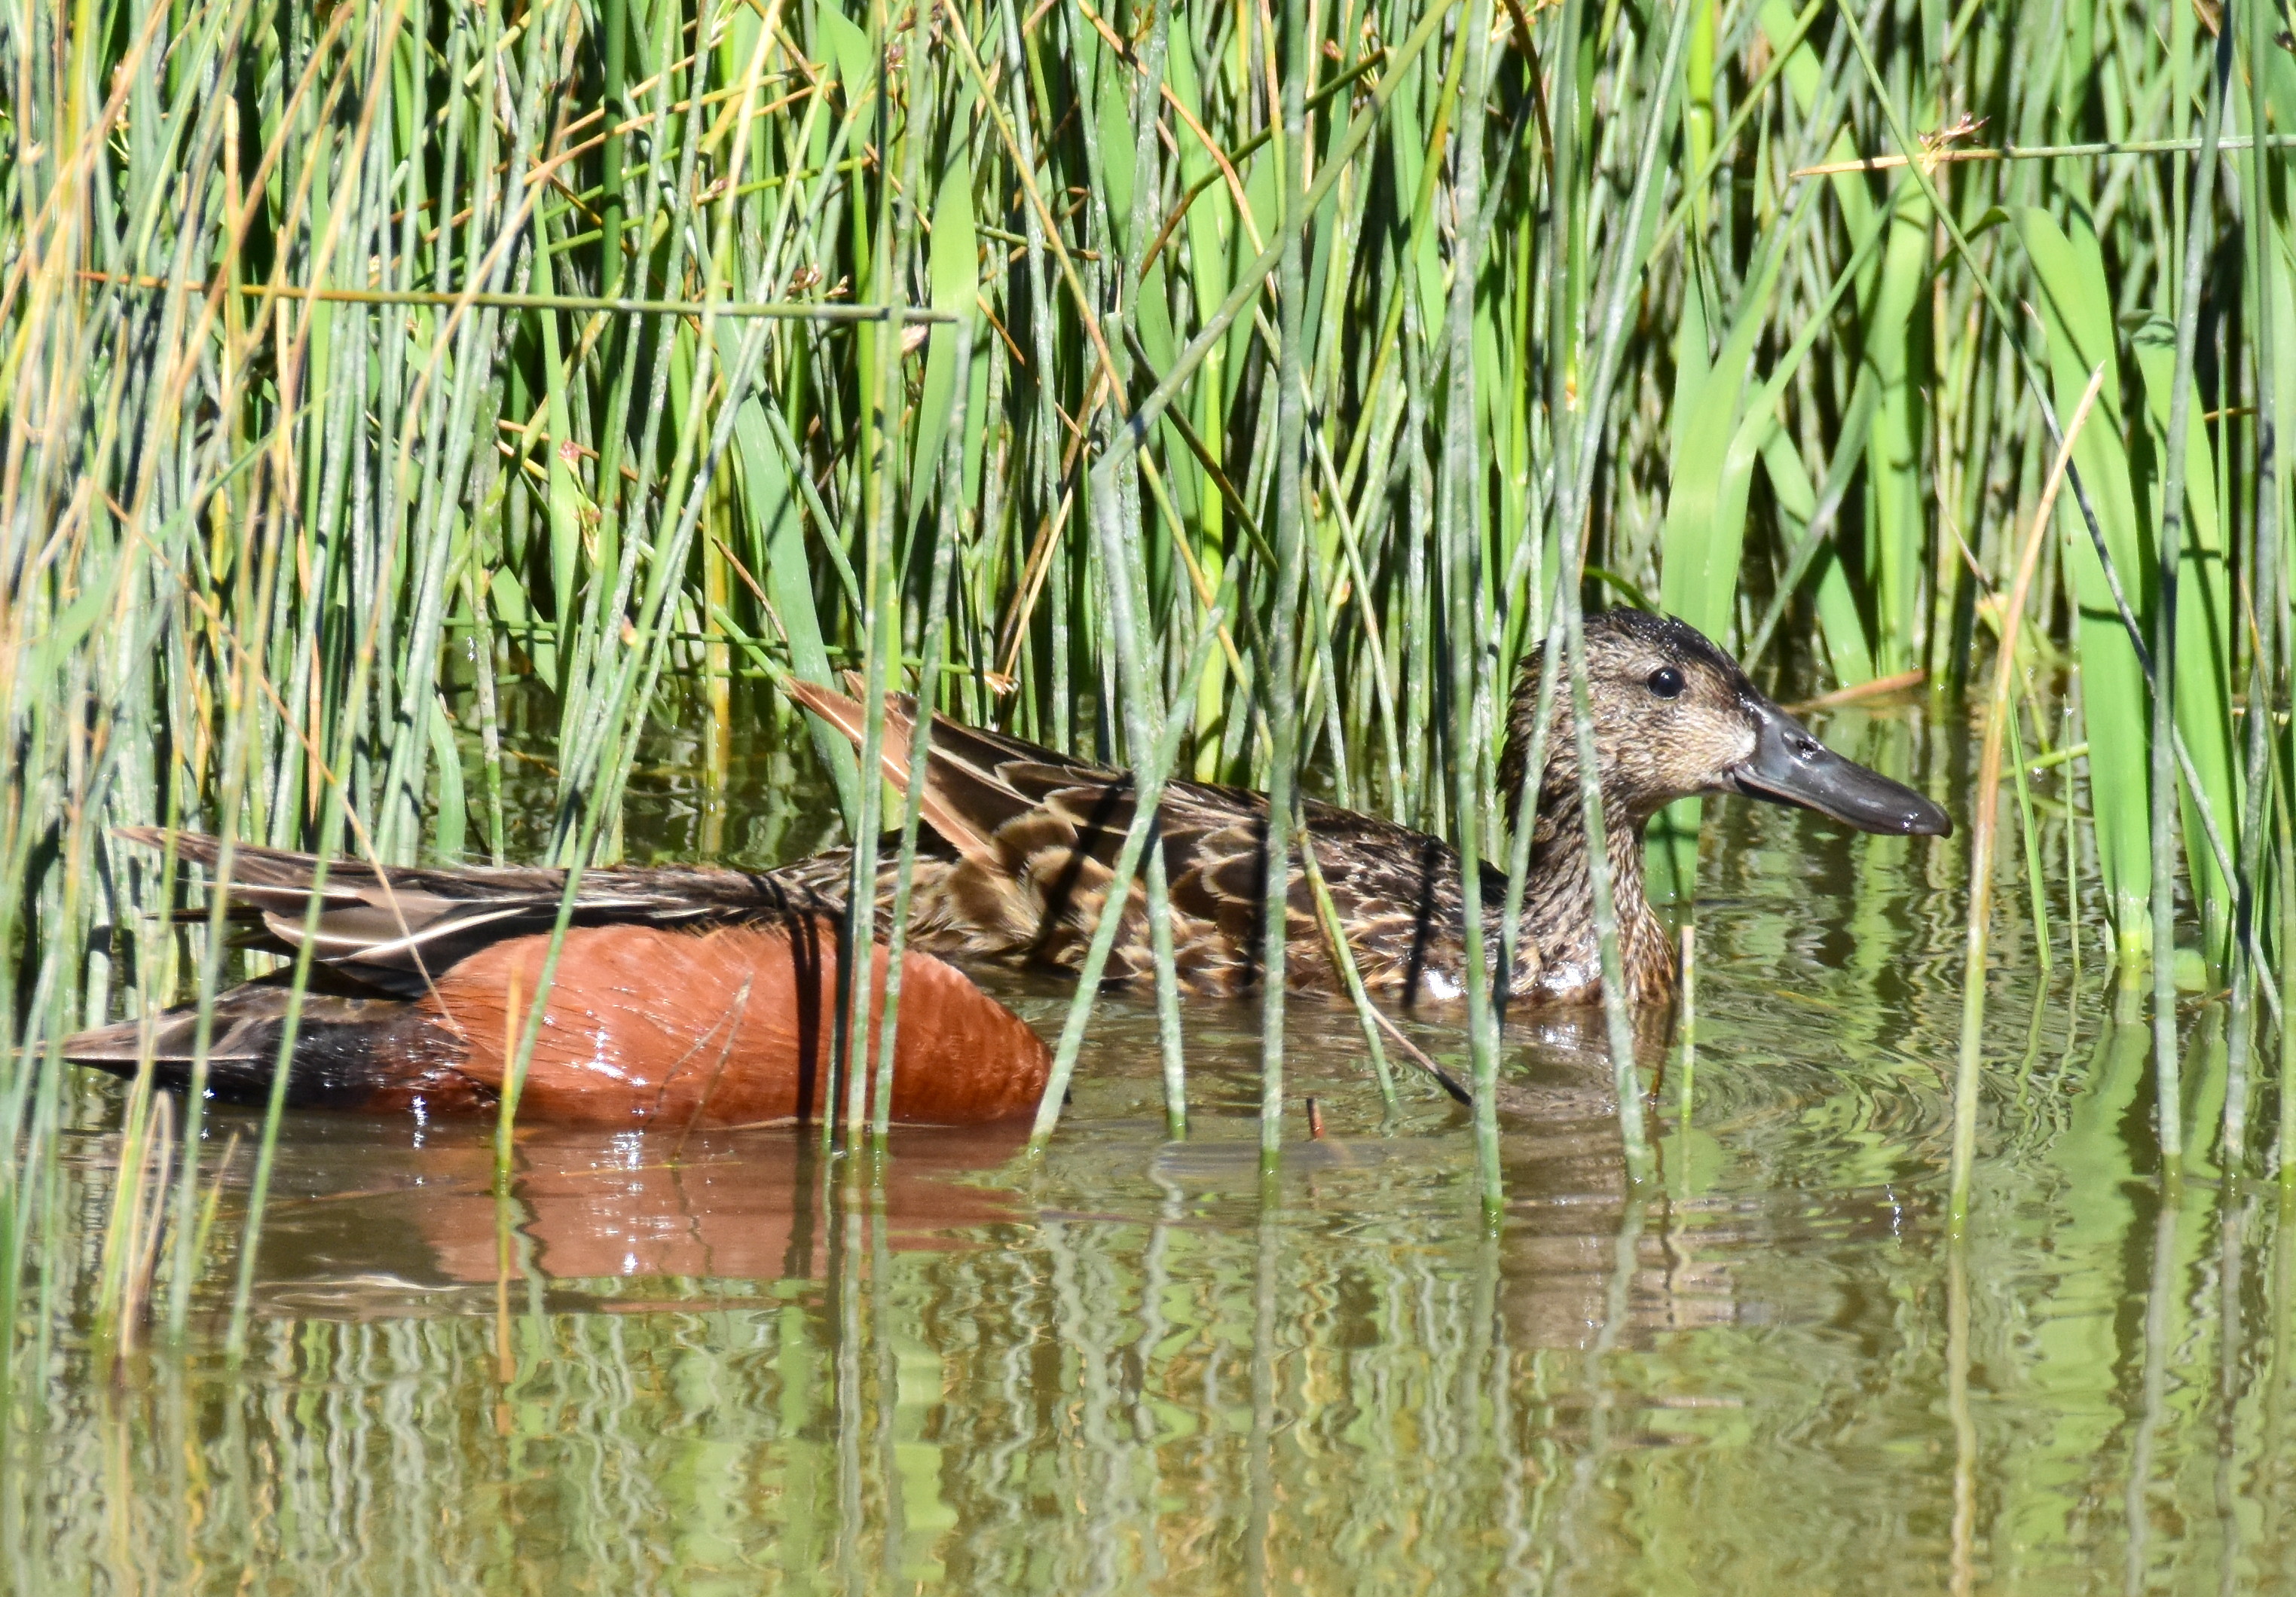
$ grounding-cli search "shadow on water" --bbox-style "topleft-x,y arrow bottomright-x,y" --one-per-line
14,689 -> 2296,1593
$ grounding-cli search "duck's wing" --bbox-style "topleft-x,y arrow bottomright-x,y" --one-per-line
1039,788 -> 1474,995
115,829 -> 818,997
783,682 -> 1479,988
1291,803 -> 1475,994
776,682 -> 1004,864
786,679 -> 1281,866
786,682 -> 1288,975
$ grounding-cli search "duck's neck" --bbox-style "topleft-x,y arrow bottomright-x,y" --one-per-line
1503,787 -> 1670,1002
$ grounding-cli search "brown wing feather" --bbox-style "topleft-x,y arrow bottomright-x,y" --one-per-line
769,687 -> 1494,998
779,686 -> 1278,890
781,679 -> 1001,864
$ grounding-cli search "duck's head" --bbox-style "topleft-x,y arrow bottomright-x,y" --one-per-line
1499,609 -> 1952,838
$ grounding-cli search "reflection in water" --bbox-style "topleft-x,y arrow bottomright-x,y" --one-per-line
243,1123 -> 1030,1311
14,697 -> 2296,1593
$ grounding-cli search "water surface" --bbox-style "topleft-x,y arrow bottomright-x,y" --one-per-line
13,688 -> 2294,1595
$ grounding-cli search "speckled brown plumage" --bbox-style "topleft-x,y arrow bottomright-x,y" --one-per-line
779,609 -> 1949,1008
770,691 -> 1655,1006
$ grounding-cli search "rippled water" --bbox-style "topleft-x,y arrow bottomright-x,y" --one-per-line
14,687 -> 2296,1594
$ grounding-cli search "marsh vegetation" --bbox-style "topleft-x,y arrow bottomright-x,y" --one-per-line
6,0 -> 2296,1586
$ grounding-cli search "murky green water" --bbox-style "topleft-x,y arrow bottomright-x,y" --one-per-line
14,689 -> 2296,1594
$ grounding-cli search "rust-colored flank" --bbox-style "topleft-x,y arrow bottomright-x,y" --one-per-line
61,832 -> 1052,1128
416,922 -> 1050,1126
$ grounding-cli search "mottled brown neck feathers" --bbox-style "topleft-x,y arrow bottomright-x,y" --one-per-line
1500,774 -> 1671,1003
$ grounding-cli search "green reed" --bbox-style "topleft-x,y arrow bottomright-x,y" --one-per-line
5,0 -> 2296,1401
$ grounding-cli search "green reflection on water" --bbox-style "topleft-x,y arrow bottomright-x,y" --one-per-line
11,691 -> 2295,1595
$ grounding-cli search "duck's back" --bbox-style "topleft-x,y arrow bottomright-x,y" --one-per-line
771,702 -> 1527,1001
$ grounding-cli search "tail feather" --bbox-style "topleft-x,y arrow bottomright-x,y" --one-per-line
60,977 -> 493,1113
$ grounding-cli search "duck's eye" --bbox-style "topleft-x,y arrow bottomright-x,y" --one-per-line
1646,666 -> 1686,700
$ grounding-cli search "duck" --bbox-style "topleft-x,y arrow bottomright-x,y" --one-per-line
63,609 -> 1943,1123
773,608 -> 1950,1006
63,835 -> 1051,1125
